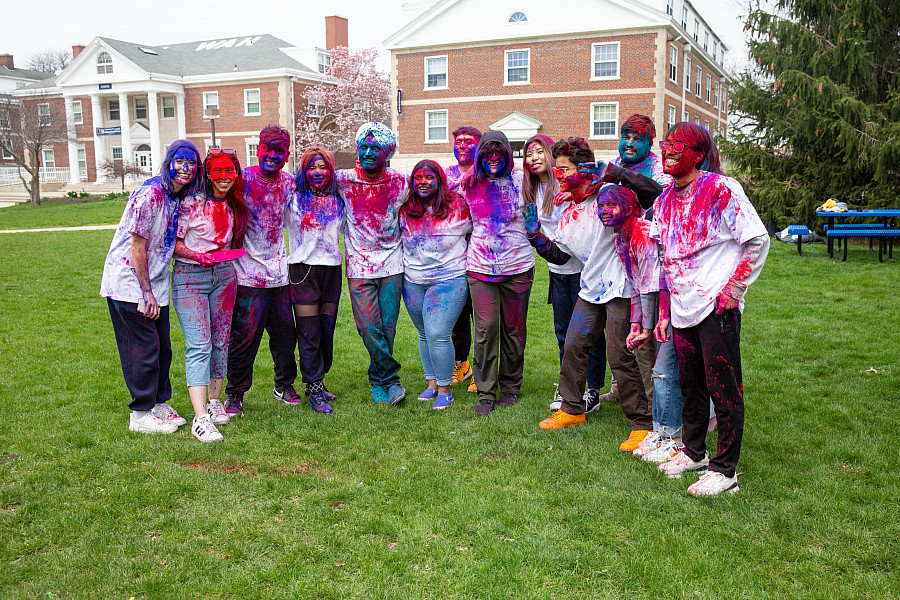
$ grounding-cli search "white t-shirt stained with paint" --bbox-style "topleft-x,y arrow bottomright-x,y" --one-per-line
175,193 -> 234,265
234,166 -> 294,288
536,181 -> 582,276
286,191 -> 345,266
100,177 -> 179,305
400,193 -> 473,285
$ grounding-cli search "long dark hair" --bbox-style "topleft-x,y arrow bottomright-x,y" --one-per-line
522,134 -> 559,217
402,159 -> 457,220
203,151 -> 250,249
294,145 -> 338,195
159,139 -> 203,198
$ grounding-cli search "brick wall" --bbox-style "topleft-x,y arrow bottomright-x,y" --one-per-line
184,81 -> 282,133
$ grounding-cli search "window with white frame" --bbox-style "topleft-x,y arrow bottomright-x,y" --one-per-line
247,143 -> 259,166
307,93 -> 326,118
505,49 -> 530,84
681,7 -> 688,29
696,66 -> 702,96
77,147 -> 88,179
38,103 -> 51,126
161,96 -> 175,119
0,109 -> 10,130
694,19 -> 699,41
590,102 -> 618,138
714,82 -> 720,109
72,100 -> 83,124
668,104 -> 676,132
425,110 -> 448,143
134,97 -> 148,120
111,146 -> 123,161
666,0 -> 674,16
694,116 -> 700,125
706,75 -> 712,103
685,58 -> 691,90
704,31 -> 709,52
2,146 -> 13,160
203,92 -> 219,112
317,51 -> 331,74
682,110 -> 689,122
712,41 -> 717,62
96,52 -> 113,74
705,119 -> 710,131
425,56 -> 448,89
244,89 -> 261,115
508,11 -> 527,23
42,148 -> 55,168
669,46 -> 678,82
592,42 -> 620,79
108,99 -> 120,121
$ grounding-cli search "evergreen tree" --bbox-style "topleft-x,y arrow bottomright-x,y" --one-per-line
721,0 -> 900,227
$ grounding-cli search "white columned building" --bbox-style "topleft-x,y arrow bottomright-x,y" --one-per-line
147,91 -> 161,170
118,92 -> 132,165
63,96 -> 81,184
175,93 -> 187,140
89,94 -> 106,182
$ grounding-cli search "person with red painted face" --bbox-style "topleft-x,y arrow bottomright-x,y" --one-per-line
444,126 -> 482,392
172,149 -> 249,441
285,146 -> 345,415
463,131 -> 534,415
523,136 -> 652,452
651,122 -> 769,496
223,124 -> 300,417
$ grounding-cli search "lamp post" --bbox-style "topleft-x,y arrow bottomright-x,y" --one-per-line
204,108 -> 220,149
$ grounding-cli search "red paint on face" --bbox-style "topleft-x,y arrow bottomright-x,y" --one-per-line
208,156 -> 236,182
662,136 -> 703,179
554,157 -> 588,193
305,156 -> 331,190
257,141 -> 288,174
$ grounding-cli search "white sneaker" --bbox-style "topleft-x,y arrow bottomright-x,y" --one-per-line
642,438 -> 682,464
550,384 -> 562,411
152,402 -> 187,427
688,471 -> 739,496
658,450 -> 709,479
191,414 -> 224,442
206,399 -> 230,425
632,431 -> 661,456
129,411 -> 178,434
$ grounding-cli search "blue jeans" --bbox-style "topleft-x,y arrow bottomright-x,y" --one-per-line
643,297 -> 683,438
172,261 -> 237,387
403,276 -> 469,386
348,274 -> 403,388
548,271 -> 606,389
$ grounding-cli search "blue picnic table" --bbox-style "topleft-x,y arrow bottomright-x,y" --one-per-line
816,209 -> 900,261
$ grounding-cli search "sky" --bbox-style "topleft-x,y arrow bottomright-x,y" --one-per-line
4,0 -> 751,74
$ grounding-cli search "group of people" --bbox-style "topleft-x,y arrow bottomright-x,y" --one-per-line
101,112 -> 769,497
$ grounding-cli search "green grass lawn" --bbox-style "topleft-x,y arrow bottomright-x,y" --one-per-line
0,216 -> 897,599
0,200 -> 126,230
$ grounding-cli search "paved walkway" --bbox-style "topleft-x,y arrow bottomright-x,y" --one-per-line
0,224 -> 118,233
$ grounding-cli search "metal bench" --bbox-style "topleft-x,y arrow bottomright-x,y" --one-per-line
787,225 -> 811,256
826,229 -> 900,262
824,223 -> 887,253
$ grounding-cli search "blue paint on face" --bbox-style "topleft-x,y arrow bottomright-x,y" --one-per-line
619,131 -> 652,165
169,147 -> 198,186
479,148 -> 507,178
358,135 -> 387,174
257,142 -> 288,174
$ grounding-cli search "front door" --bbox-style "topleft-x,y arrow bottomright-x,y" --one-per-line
134,150 -> 152,174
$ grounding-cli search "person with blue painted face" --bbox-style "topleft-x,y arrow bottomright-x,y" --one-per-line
101,139 -> 203,435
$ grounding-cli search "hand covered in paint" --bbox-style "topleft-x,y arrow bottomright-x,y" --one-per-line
715,290 -> 739,314
522,204 -> 541,236
193,251 -> 217,268
553,191 -> 573,207
577,161 -> 607,181
139,289 -> 160,320
458,168 -> 476,192
626,323 -> 651,351
654,317 -> 670,343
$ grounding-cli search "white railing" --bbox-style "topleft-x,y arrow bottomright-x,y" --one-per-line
0,166 -> 71,184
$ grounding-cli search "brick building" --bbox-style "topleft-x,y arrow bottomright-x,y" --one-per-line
384,0 -> 730,168
0,17 -> 349,184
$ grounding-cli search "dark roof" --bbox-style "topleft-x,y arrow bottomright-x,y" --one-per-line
0,65 -> 55,82
98,35 -> 317,77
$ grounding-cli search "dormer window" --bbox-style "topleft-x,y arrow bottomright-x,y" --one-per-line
508,11 -> 527,23
317,51 -> 331,74
96,52 -> 113,74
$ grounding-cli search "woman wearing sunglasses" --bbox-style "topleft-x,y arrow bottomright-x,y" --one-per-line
172,148 -> 250,442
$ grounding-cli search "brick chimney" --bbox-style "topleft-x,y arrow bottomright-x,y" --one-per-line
72,45 -> 85,59
325,15 -> 348,50
0,54 -> 13,70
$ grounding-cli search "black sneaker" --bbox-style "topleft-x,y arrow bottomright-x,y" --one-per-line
474,398 -> 495,415
274,386 -> 302,405
584,389 -> 601,413
223,393 -> 243,417
498,392 -> 518,407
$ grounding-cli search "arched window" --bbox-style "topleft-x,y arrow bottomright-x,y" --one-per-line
508,11 -> 527,23
96,52 -> 113,74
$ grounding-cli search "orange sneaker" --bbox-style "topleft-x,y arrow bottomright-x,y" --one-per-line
467,380 -> 477,393
619,430 -> 651,452
539,410 -> 586,430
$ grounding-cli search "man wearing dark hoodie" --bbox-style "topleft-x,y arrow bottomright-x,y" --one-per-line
462,131 -> 534,416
